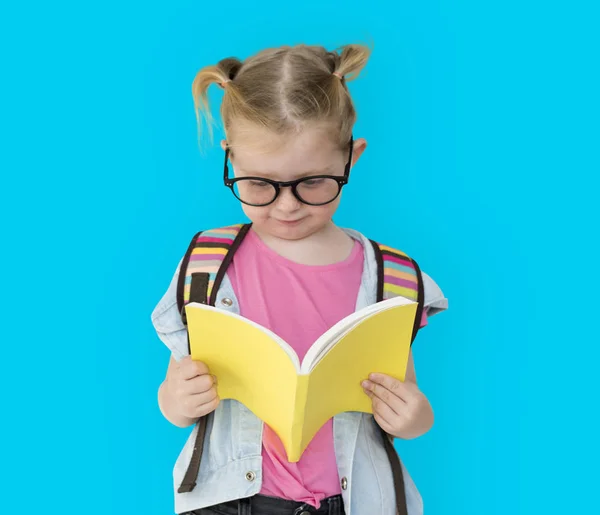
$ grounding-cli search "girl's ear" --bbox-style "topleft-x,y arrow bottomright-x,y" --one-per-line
220,139 -> 227,151
351,138 -> 367,166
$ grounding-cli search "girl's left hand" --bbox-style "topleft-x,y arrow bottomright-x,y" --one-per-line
362,373 -> 434,439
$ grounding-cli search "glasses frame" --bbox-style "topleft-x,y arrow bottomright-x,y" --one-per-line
223,136 -> 354,207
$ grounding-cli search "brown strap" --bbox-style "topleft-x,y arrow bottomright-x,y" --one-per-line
178,270 -> 211,493
190,272 -> 209,305
370,239 -> 419,513
409,258 -> 425,345
382,429 -> 408,515
177,416 -> 207,493
177,226 -> 252,493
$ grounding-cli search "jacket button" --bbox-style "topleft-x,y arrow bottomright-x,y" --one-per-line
340,476 -> 348,490
221,297 -> 233,307
245,471 -> 256,481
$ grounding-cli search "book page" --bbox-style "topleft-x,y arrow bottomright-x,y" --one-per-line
292,303 -> 417,459
301,296 -> 416,374
185,303 -> 301,446
187,303 -> 300,369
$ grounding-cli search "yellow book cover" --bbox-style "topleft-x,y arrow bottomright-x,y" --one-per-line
184,296 -> 418,462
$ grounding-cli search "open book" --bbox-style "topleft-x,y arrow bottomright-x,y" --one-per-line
184,296 -> 417,462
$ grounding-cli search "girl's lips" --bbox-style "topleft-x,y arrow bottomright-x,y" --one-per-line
276,218 -> 304,226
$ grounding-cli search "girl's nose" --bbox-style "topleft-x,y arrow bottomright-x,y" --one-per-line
274,186 -> 302,212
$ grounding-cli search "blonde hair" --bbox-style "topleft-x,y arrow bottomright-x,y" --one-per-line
191,43 -> 371,148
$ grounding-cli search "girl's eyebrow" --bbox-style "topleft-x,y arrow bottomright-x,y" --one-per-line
237,167 -> 335,178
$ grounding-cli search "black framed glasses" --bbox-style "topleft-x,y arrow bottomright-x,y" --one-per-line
223,137 -> 354,207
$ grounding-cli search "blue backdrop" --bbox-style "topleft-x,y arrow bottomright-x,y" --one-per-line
1,1 -> 598,514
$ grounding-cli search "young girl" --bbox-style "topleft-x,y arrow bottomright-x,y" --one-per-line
152,43 -> 448,515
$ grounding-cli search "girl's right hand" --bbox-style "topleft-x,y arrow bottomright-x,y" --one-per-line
164,356 -> 220,421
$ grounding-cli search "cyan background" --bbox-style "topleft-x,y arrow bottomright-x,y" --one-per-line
1,1 -> 598,513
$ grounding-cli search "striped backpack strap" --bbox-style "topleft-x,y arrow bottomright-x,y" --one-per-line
369,240 -> 425,345
369,240 -> 425,515
176,222 -> 251,495
176,223 -> 252,325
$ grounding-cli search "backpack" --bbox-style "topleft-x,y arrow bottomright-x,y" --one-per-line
174,223 -> 424,515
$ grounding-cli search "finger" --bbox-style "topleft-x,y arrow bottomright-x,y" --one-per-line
362,379 -> 405,415
364,389 -> 399,430
180,358 -> 210,380
369,373 -> 416,402
198,396 -> 220,416
187,393 -> 220,418
187,388 -> 218,409
373,411 -> 395,435
186,373 -> 215,394
369,389 -> 402,425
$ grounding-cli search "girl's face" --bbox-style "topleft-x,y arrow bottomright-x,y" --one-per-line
223,124 -> 366,241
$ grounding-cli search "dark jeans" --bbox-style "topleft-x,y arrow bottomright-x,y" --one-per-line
189,494 -> 345,515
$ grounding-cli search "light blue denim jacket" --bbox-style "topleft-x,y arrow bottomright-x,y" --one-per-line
151,228 -> 448,515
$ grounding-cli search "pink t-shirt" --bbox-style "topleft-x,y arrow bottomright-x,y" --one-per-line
228,229 -> 364,507
227,229 -> 428,507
